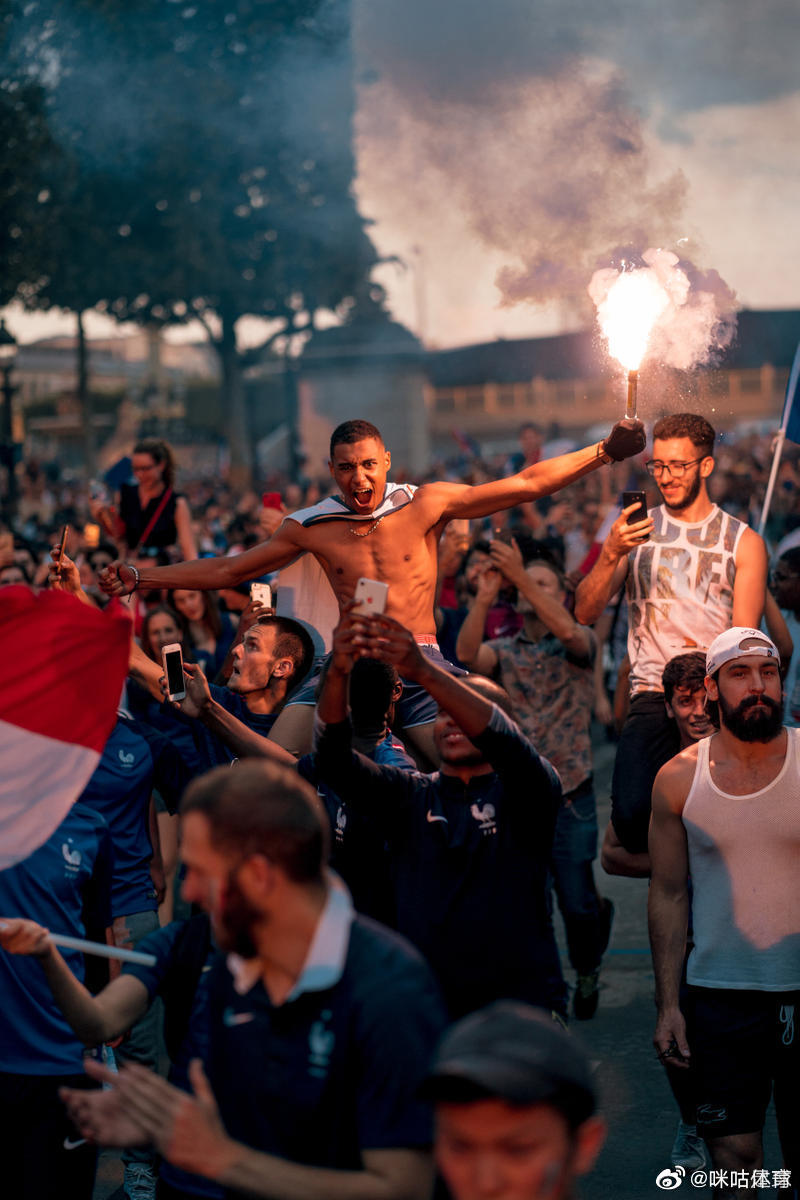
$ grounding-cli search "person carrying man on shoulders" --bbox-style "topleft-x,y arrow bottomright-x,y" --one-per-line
99,417 -> 645,760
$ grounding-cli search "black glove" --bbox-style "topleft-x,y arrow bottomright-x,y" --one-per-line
602,418 -> 646,462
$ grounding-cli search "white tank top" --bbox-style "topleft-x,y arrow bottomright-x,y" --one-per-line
683,728 -> 800,990
626,504 -> 747,695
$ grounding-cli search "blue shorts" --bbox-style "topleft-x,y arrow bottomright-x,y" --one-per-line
285,643 -> 465,729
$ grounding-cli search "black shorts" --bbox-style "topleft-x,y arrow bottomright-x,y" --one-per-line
687,985 -> 800,1158
610,691 -> 680,854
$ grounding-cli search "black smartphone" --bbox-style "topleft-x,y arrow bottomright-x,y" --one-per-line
161,643 -> 186,702
622,491 -> 647,524
56,524 -> 69,570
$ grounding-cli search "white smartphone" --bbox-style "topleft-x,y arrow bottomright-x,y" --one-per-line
250,582 -> 272,607
161,643 -> 186,702
353,577 -> 388,615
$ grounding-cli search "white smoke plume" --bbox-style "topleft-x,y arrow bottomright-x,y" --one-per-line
355,0 -> 690,317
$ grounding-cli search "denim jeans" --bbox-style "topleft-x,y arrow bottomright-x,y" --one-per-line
549,777 -> 605,975
112,909 -> 162,1171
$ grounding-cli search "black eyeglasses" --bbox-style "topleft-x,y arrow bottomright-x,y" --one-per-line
645,457 -> 706,478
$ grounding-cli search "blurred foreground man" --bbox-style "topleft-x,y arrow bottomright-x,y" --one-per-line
649,629 -> 800,1198
62,761 -> 445,1200
425,1002 -> 605,1200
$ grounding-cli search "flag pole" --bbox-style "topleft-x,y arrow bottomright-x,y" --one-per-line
758,341 -> 800,538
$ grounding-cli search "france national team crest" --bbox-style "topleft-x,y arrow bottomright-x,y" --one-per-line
308,1010 -> 335,1078
470,802 -> 497,836
62,838 -> 82,876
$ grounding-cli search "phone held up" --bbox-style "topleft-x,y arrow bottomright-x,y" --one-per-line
353,577 -> 389,616
250,582 -> 272,608
161,643 -> 187,703
622,491 -> 648,525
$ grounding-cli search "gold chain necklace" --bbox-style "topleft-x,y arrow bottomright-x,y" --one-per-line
349,515 -> 385,537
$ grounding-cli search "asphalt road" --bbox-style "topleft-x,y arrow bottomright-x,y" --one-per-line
94,732 -> 787,1200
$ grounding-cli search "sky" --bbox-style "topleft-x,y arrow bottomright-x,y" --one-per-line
9,0 -> 800,351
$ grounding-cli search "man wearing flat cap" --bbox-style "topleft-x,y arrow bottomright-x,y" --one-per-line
649,628 -> 800,1196
425,1001 -> 606,1200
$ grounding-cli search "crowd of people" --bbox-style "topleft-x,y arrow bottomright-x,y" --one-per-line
1,412 -> 799,1200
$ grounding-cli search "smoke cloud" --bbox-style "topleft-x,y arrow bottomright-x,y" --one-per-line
355,0 -> 693,319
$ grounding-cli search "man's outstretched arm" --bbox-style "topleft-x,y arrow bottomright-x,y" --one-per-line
430,420 -> 645,524
100,522 -> 302,597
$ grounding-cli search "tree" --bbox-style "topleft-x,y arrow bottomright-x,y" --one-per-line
3,0 -> 381,482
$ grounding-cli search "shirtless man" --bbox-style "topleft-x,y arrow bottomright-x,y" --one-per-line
101,417 -> 644,756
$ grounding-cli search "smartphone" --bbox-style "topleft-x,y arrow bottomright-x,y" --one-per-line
56,524 -> 70,571
84,522 -> 101,549
262,492 -> 282,510
250,581 -> 272,607
353,577 -> 389,615
622,491 -> 648,524
161,643 -> 186,702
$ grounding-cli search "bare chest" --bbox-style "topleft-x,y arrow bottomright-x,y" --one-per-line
298,507 -> 438,599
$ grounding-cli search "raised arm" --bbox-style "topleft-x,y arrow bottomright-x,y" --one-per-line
454,567 -> 501,673
0,918 -> 148,1045
731,525 -> 768,628
432,420 -> 645,524
174,495 -> 198,562
100,521 -> 303,598
489,538 -> 593,656
574,502 -> 650,624
176,663 -> 297,766
647,755 -> 693,1066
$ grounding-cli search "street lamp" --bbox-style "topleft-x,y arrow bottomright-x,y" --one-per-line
0,318 -> 19,525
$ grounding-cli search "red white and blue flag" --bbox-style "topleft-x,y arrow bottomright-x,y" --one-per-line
781,340 -> 800,444
0,586 -> 130,870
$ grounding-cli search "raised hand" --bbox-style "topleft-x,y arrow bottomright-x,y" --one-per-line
602,419 -> 646,462
99,562 -> 138,597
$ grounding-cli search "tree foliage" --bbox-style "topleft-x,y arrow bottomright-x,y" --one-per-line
1,0 -> 381,478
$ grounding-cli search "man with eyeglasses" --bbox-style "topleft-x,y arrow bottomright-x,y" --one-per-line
575,413 -> 767,869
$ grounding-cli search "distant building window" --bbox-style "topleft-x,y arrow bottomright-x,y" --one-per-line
464,387 -> 486,410
497,386 -> 516,408
435,393 -> 456,413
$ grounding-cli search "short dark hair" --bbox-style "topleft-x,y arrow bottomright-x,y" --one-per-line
515,535 -> 566,586
652,414 -> 715,458
255,614 -> 315,685
460,674 -> 516,720
349,657 -> 400,732
180,761 -> 329,883
330,420 -> 384,459
662,652 -> 708,705
778,547 -> 800,576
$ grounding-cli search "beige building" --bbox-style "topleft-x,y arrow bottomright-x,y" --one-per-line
425,310 -> 800,456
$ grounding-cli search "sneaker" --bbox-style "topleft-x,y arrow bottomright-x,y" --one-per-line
573,970 -> 600,1020
670,1121 -> 709,1171
123,1162 -> 156,1200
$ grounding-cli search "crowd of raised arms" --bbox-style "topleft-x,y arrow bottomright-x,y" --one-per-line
1,414 -> 800,1200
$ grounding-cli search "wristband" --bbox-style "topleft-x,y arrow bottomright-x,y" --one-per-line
596,443 -> 613,465
127,563 -> 140,593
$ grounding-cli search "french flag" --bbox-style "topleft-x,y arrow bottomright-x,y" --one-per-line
0,586 -> 130,870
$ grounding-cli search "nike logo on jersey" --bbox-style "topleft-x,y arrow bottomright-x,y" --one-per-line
426,811 -> 448,824
223,1007 -> 255,1027
63,1136 -> 87,1151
